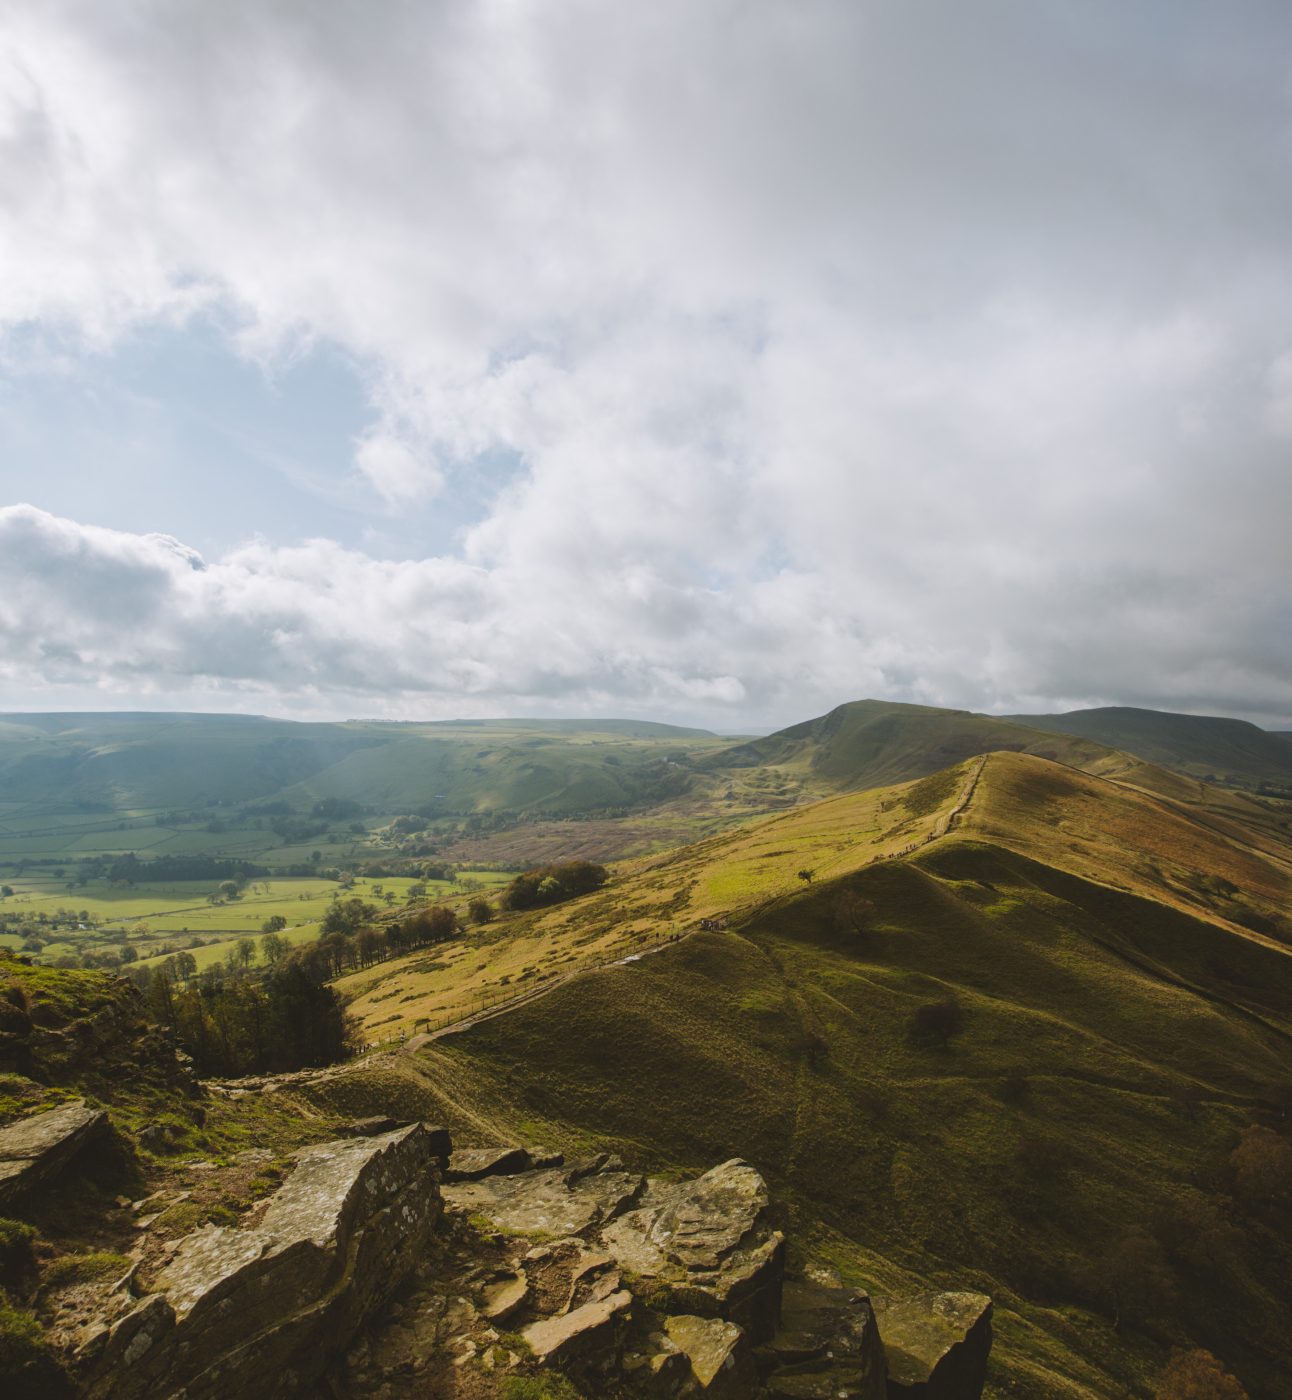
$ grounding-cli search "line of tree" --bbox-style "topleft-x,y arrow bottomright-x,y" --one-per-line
500,860 -> 608,911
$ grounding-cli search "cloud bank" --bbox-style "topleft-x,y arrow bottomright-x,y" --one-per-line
2,2 -> 1291,725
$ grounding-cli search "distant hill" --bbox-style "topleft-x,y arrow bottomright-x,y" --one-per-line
0,711 -> 724,816
705,698 -> 1150,791
1009,705 -> 1292,790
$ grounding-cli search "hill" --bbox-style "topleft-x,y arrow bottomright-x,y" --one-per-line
0,712 -> 722,814
319,751 -> 1292,1397
1009,705 -> 1292,792
704,698 -> 1171,793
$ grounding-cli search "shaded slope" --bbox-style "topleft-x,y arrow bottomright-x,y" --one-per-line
1010,705 -> 1292,791
408,836 -> 1292,1398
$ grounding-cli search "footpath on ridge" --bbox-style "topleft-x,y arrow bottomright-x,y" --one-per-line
398,756 -> 986,1054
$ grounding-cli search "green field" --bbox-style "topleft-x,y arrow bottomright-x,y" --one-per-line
0,869 -> 511,970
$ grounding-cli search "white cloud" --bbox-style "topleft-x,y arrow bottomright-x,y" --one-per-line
1,3 -> 1291,724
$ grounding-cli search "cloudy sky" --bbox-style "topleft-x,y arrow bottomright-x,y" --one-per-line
3,1 -> 1291,730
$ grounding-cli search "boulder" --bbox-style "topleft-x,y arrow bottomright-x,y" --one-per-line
443,1160 -> 646,1236
600,1159 -> 785,1342
0,1098 -> 109,1208
76,1123 -> 444,1400
871,1292 -> 992,1400
665,1314 -> 756,1398
521,1286 -> 633,1366
480,1269 -> 530,1322
760,1280 -> 886,1399
444,1145 -> 530,1180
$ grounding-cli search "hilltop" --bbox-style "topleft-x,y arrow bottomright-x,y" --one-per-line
704,699 -> 1167,795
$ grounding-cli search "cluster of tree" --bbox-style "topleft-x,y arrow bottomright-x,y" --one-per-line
311,796 -> 365,819
136,961 -> 351,1076
294,905 -> 460,981
501,860 -> 608,911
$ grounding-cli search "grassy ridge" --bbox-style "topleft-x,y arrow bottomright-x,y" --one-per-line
333,761 -> 979,1040
319,750 -> 1292,1396
1010,706 -> 1292,790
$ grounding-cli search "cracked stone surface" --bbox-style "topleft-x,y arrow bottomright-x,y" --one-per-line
0,1099 -> 108,1207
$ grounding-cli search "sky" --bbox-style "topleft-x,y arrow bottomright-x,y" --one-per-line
2,1 -> 1292,731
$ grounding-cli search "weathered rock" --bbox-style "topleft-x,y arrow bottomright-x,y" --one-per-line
0,1098 -> 109,1208
444,1145 -> 530,1180
600,1159 -> 785,1343
444,1160 -> 646,1236
871,1292 -> 992,1400
76,1124 -> 444,1400
480,1269 -> 529,1322
664,1314 -> 755,1397
521,1286 -> 633,1366
760,1280 -> 886,1399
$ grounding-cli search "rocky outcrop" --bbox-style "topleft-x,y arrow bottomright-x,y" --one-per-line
758,1279 -> 886,1399
600,1158 -> 785,1342
871,1292 -> 993,1399
0,1099 -> 109,1209
666,1313 -> 757,1397
75,1123 -> 446,1400
445,1144 -> 535,1180
443,1152 -> 646,1235
52,1118 -> 990,1400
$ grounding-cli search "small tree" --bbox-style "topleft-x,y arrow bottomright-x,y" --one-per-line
260,931 -> 289,966
797,868 -> 815,884
261,915 -> 287,934
1092,1228 -> 1177,1331
468,897 -> 495,925
832,889 -> 876,937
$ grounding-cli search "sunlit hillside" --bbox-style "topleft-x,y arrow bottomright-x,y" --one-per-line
318,751 -> 1292,1396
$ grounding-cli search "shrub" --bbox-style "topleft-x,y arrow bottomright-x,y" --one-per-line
1229,1125 -> 1292,1206
1154,1348 -> 1249,1399
500,1375 -> 585,1400
502,862 -> 608,912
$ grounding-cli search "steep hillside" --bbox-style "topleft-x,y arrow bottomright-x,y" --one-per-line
324,752 -> 1292,1397
1010,706 -> 1292,791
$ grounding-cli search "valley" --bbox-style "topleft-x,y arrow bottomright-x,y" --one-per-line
2,700 -> 1291,1397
